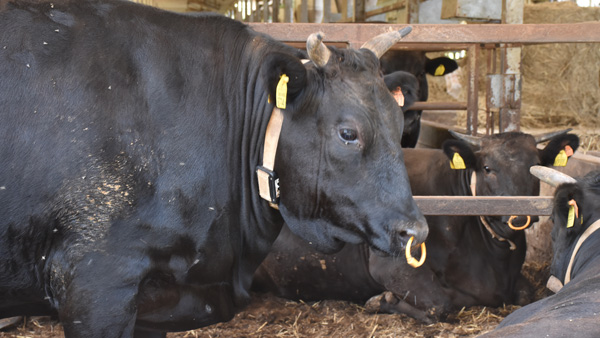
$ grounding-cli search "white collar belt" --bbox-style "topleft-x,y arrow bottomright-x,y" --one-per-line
256,107 -> 284,209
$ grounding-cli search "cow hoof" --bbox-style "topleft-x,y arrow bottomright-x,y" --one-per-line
364,291 -> 434,324
0,316 -> 22,330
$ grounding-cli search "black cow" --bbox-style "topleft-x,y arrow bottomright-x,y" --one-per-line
0,1 -> 429,337
481,167 -> 600,338
380,50 -> 458,147
253,130 -> 579,322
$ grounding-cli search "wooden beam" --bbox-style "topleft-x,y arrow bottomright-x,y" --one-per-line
414,196 -> 554,216
365,2 -> 406,19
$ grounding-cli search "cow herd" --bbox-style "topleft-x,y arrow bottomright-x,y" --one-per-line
0,0 -> 598,337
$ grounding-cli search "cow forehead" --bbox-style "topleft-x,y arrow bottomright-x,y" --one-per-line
481,134 -> 538,156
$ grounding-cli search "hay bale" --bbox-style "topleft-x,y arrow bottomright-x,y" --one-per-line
521,2 -> 600,129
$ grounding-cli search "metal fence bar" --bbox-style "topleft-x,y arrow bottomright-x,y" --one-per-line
413,196 -> 554,216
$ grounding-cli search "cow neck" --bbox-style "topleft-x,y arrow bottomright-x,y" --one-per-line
470,171 -> 517,251
256,106 -> 284,210
547,219 -> 600,293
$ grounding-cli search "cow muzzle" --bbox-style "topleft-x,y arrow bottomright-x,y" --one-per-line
384,217 -> 429,257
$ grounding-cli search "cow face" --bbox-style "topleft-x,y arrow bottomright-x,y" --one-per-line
380,51 -> 458,147
262,43 -> 428,256
549,181 -> 586,282
443,132 -> 580,231
549,171 -> 600,283
384,71 -> 419,113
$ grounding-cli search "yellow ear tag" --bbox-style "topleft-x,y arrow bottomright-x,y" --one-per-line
449,152 -> 466,170
276,74 -> 289,109
434,64 -> 446,76
567,199 -> 579,228
554,149 -> 568,167
567,205 -> 575,228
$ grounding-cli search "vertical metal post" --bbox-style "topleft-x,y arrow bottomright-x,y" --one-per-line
407,0 -> 419,23
499,0 -> 523,132
466,44 -> 479,136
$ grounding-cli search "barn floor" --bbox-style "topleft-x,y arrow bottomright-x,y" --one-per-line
0,263 -> 551,338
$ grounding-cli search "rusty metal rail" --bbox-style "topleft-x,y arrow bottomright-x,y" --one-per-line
250,22 -> 600,48
414,196 -> 553,216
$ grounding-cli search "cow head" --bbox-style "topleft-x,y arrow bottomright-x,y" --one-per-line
442,130 -> 579,242
531,167 -> 600,288
380,51 -> 458,147
260,29 -> 428,256
384,71 -> 420,113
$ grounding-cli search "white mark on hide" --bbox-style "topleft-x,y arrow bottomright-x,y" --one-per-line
205,304 -> 212,313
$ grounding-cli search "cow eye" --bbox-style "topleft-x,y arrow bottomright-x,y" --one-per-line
338,128 -> 358,144
483,165 -> 491,173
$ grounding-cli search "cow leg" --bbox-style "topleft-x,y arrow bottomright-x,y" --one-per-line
367,252 -> 452,322
365,291 -> 433,324
514,273 -> 534,306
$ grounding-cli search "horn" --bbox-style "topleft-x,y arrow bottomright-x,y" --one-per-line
449,130 -> 482,147
534,128 -> 573,143
529,166 -> 577,187
360,26 -> 412,59
306,32 -> 331,68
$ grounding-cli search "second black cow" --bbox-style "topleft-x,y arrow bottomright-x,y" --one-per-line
482,167 -> 600,338
380,50 -> 458,147
253,130 -> 579,322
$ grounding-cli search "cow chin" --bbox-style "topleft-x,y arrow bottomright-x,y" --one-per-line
279,208 -> 363,254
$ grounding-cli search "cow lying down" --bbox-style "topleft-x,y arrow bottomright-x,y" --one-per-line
482,167 -> 600,338
253,130 -> 580,323
0,0 -> 431,337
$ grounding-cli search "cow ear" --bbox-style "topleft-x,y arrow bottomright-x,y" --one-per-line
261,52 -> 307,108
425,57 -> 458,76
553,183 -> 585,232
442,139 -> 476,170
384,71 -> 419,108
540,134 -> 580,167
